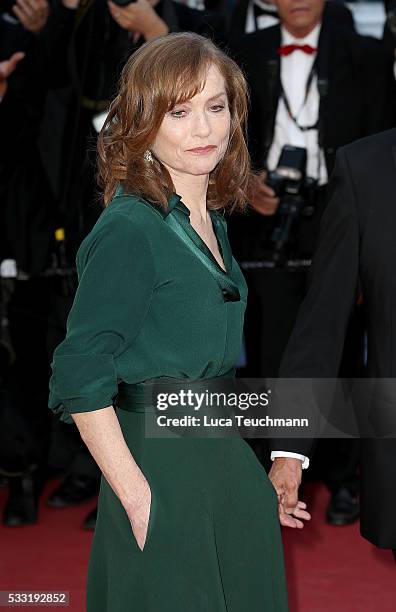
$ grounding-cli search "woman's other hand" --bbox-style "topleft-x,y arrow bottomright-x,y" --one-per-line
126,478 -> 152,551
12,0 -> 50,34
108,0 -> 169,41
248,171 -> 280,216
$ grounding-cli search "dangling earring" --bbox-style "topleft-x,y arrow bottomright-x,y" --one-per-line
144,150 -> 153,162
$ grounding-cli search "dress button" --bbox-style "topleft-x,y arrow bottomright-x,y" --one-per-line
222,288 -> 240,302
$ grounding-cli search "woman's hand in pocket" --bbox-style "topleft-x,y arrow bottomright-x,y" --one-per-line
126,478 -> 152,551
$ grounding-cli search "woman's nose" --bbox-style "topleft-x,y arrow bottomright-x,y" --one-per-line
191,111 -> 211,137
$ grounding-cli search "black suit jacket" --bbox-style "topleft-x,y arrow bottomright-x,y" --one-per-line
271,128 -> 396,548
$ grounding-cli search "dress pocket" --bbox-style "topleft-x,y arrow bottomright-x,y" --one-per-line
135,479 -> 157,554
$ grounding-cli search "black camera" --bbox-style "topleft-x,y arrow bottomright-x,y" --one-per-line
265,145 -> 318,264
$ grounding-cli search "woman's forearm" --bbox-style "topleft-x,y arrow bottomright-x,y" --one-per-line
71,407 -> 147,513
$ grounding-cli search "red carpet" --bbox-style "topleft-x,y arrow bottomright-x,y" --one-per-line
282,484 -> 396,611
0,480 -> 395,611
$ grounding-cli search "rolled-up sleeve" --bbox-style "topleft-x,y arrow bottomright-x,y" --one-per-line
49,210 -> 156,424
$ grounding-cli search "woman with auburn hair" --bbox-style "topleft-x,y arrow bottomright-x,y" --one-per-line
49,32 -> 306,611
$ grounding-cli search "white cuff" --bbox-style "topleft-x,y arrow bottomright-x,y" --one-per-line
271,451 -> 310,470
0,259 -> 17,278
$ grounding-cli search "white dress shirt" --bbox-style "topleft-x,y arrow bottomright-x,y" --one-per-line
267,23 -> 328,186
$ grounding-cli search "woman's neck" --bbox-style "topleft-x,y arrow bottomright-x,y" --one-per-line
169,170 -> 209,223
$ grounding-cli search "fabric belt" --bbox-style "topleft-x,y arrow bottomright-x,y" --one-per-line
115,370 -> 236,414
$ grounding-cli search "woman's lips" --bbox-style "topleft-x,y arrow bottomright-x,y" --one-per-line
186,145 -> 217,154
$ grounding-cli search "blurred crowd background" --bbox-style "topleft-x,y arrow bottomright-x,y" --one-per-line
1,0 -> 396,536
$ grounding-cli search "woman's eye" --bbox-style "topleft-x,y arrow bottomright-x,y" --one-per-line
170,110 -> 186,118
169,104 -> 225,118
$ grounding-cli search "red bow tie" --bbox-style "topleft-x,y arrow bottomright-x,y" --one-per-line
278,44 -> 317,56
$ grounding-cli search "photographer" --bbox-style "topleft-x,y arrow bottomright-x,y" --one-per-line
228,0 -> 395,526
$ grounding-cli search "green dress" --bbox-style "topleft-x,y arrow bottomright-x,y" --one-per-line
49,187 -> 289,611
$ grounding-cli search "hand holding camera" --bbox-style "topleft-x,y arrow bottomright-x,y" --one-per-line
248,171 -> 280,216
266,145 -> 318,261
107,0 -> 169,41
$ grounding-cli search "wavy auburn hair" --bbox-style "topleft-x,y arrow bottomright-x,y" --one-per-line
97,32 -> 251,212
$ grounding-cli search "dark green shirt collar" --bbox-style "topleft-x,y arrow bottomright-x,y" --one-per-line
114,183 -> 190,218
165,192 -> 190,217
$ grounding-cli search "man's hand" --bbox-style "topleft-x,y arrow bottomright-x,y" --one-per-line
268,457 -> 311,529
12,0 -> 50,34
108,0 -> 169,41
0,52 -> 25,99
248,170 -> 280,216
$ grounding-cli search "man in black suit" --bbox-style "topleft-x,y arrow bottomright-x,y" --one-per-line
269,128 -> 396,560
228,0 -> 395,525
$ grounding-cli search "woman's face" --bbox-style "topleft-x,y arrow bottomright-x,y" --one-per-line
151,64 -> 231,179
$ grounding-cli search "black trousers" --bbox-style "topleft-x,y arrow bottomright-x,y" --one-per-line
1,276 -> 99,481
